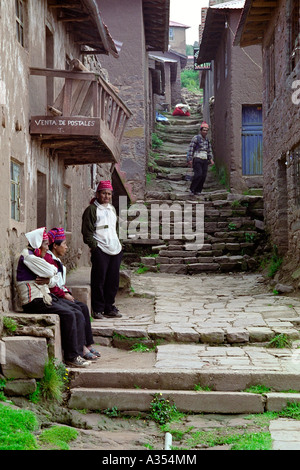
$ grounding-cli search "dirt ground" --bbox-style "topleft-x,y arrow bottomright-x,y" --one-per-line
67,410 -> 271,451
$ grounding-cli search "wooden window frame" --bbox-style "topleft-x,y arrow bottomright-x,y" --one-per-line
15,0 -> 25,47
10,160 -> 21,221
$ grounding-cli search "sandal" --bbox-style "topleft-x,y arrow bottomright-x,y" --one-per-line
83,352 -> 98,361
88,347 -> 101,357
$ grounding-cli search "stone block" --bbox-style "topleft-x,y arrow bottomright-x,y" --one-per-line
2,336 -> 48,379
188,263 -> 219,273
68,389 -> 264,414
197,328 -> 225,344
266,393 -> 300,412
69,285 -> 91,312
226,328 -> 249,344
4,379 -> 36,396
247,327 -> 275,343
172,327 -> 200,343
159,264 -> 187,274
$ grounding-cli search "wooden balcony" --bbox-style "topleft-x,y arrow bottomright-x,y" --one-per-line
29,62 -> 132,165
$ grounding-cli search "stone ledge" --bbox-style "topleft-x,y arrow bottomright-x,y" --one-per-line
3,313 -> 62,361
68,388 -> 265,413
1,336 -> 48,379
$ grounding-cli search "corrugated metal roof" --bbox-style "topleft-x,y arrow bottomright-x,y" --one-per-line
169,20 -> 190,29
211,0 -> 245,9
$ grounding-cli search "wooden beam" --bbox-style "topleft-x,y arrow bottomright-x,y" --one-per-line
58,15 -> 90,22
30,67 -> 97,81
246,15 -> 272,21
48,2 -> 80,8
252,1 -> 277,6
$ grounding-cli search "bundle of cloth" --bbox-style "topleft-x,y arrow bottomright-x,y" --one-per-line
172,103 -> 191,116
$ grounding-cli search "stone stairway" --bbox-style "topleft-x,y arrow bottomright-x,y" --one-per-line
123,111 -> 265,274
66,110 -> 286,417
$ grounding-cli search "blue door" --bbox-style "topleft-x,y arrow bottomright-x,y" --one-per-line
242,105 -> 263,175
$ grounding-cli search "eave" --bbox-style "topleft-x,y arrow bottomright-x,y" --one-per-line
48,0 -> 119,56
234,0 -> 278,47
143,0 -> 170,52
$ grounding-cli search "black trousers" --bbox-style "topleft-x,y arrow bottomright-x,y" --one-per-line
90,246 -> 123,313
23,295 -> 89,361
61,298 -> 94,347
190,158 -> 209,194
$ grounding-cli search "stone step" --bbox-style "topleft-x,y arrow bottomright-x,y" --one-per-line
68,387 -> 300,414
68,360 -> 300,413
68,387 -> 266,413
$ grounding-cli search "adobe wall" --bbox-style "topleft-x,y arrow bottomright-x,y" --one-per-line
261,0 -> 300,259
98,0 -> 149,199
0,0 -> 111,311
169,27 -> 186,56
213,11 -> 263,192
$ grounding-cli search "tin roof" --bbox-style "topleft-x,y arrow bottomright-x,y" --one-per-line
197,0 -> 245,63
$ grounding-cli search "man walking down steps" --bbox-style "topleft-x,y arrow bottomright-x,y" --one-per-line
187,121 -> 214,196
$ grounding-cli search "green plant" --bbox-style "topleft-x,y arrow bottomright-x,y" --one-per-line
103,406 -> 120,417
34,358 -> 68,403
148,393 -> 183,425
278,402 -> 300,419
267,245 -> 283,277
231,200 -> 241,208
180,69 -> 200,93
244,385 -> 272,394
2,316 -> 18,334
230,432 -> 272,450
194,383 -> 212,391
0,403 -> 39,450
228,222 -> 237,231
245,232 -> 257,243
131,342 -> 155,353
267,333 -> 292,349
38,425 -> 78,450
151,133 -> 163,149
0,378 -> 6,402
136,264 -> 149,274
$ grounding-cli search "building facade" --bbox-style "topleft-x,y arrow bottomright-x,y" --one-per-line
198,0 -> 263,193
235,0 -> 300,260
97,0 -> 170,199
0,0 -> 131,311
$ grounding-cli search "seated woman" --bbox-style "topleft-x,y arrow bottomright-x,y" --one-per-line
44,227 -> 100,361
15,227 -> 90,368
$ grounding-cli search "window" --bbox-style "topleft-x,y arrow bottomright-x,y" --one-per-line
169,27 -> 174,41
289,0 -> 300,71
11,161 -> 21,221
15,0 -> 25,46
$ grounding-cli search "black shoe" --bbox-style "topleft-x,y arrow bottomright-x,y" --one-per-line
103,306 -> 122,318
93,312 -> 104,319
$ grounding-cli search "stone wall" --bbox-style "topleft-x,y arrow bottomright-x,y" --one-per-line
98,0 -> 149,200
261,0 -> 300,260
0,313 -> 62,397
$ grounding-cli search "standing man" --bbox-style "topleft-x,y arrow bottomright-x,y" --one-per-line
187,121 -> 214,195
82,180 -> 123,319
